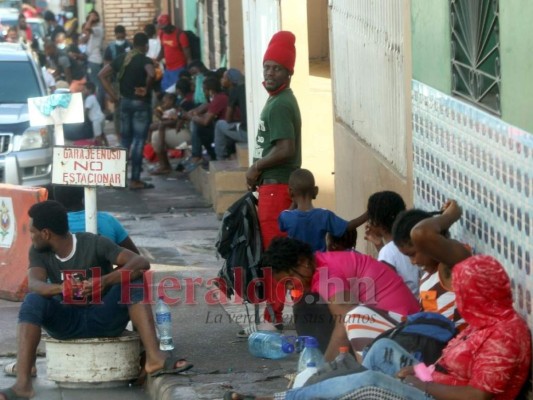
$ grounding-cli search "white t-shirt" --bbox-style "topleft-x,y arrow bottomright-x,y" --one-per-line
162,108 -> 177,119
85,94 -> 104,122
86,24 -> 104,64
378,241 -> 420,298
147,38 -> 161,59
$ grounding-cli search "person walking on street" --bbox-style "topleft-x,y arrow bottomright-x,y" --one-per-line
44,10 -> 65,42
81,10 -> 104,108
103,25 -> 133,141
157,14 -> 192,92
99,32 -> 155,190
17,14 -> 33,47
245,31 -> 302,327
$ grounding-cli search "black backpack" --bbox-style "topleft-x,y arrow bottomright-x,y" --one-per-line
178,30 -> 201,62
365,312 -> 457,365
215,192 -> 264,303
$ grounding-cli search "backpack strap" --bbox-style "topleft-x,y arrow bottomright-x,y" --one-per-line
175,28 -> 187,51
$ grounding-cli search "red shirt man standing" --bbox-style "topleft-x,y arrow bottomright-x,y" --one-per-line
157,14 -> 192,92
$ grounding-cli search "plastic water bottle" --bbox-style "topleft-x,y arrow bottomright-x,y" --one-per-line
155,296 -> 174,351
248,331 -> 295,359
297,336 -> 325,372
335,346 -> 356,363
293,362 -> 318,388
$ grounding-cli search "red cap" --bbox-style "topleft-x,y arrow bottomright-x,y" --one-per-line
263,31 -> 296,75
157,14 -> 171,27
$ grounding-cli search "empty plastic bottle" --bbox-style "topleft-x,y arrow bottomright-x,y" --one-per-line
333,345 -> 361,370
297,336 -> 325,372
335,346 -> 357,364
293,362 -> 318,388
155,296 -> 174,351
248,331 -> 295,359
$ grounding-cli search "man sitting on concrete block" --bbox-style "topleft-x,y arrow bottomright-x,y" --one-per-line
0,201 -> 192,400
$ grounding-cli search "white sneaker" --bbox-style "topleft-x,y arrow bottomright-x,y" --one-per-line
236,321 -> 283,338
236,324 -> 257,338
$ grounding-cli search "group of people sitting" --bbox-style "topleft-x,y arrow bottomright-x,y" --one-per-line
145,60 -> 248,175
224,168 -> 532,399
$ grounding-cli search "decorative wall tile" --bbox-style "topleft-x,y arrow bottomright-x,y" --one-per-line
412,80 -> 533,324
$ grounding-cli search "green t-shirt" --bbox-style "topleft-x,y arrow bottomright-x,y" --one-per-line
28,232 -> 121,284
253,88 -> 302,183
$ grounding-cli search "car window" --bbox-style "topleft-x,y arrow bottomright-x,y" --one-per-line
0,60 -> 41,103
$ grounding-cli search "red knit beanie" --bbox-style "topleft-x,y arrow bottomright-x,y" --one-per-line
263,31 -> 296,75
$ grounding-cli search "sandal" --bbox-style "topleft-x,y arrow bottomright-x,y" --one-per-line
149,356 -> 193,378
0,388 -> 30,400
149,168 -> 171,176
3,362 -> 37,378
128,181 -> 155,190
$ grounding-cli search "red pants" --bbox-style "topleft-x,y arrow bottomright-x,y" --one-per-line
257,184 -> 291,324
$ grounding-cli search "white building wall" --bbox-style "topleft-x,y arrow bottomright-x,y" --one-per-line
330,0 -> 409,177
241,0 -> 280,164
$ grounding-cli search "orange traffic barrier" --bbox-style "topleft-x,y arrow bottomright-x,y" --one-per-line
0,184 -> 48,301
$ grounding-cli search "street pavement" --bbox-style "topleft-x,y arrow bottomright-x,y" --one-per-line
0,135 -> 297,399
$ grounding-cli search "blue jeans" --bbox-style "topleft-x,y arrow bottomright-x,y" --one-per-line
120,98 -> 151,181
214,120 -> 247,159
284,371 -> 430,400
362,338 -> 418,376
161,66 -> 184,92
18,280 -> 147,340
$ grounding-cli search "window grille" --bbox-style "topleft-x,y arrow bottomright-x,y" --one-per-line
451,0 -> 501,115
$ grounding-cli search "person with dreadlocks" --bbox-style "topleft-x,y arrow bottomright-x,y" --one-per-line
99,32 -> 155,190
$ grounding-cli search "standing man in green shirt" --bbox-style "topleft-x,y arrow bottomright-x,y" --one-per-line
245,31 -> 302,327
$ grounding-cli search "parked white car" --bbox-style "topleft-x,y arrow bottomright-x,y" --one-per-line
0,42 -> 53,186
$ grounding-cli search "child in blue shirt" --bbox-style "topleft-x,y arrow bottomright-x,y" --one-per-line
278,168 -> 367,252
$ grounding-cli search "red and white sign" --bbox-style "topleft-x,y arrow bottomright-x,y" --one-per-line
52,147 -> 127,187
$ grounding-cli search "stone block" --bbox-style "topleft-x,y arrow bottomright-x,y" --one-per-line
236,143 -> 249,168
209,160 -> 247,192
213,191 -> 246,218
189,166 -> 212,204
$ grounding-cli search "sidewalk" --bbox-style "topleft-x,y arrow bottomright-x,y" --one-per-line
0,134 -> 297,399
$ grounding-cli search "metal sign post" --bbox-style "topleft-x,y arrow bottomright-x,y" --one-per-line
29,92 -> 127,235
51,146 -> 128,234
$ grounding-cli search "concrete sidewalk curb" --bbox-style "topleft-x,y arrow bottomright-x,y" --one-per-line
148,375 -> 196,400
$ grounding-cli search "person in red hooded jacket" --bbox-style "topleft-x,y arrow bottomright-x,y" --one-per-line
394,199 -> 532,399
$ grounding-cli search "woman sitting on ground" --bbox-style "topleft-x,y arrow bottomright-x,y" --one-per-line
260,236 -> 420,360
